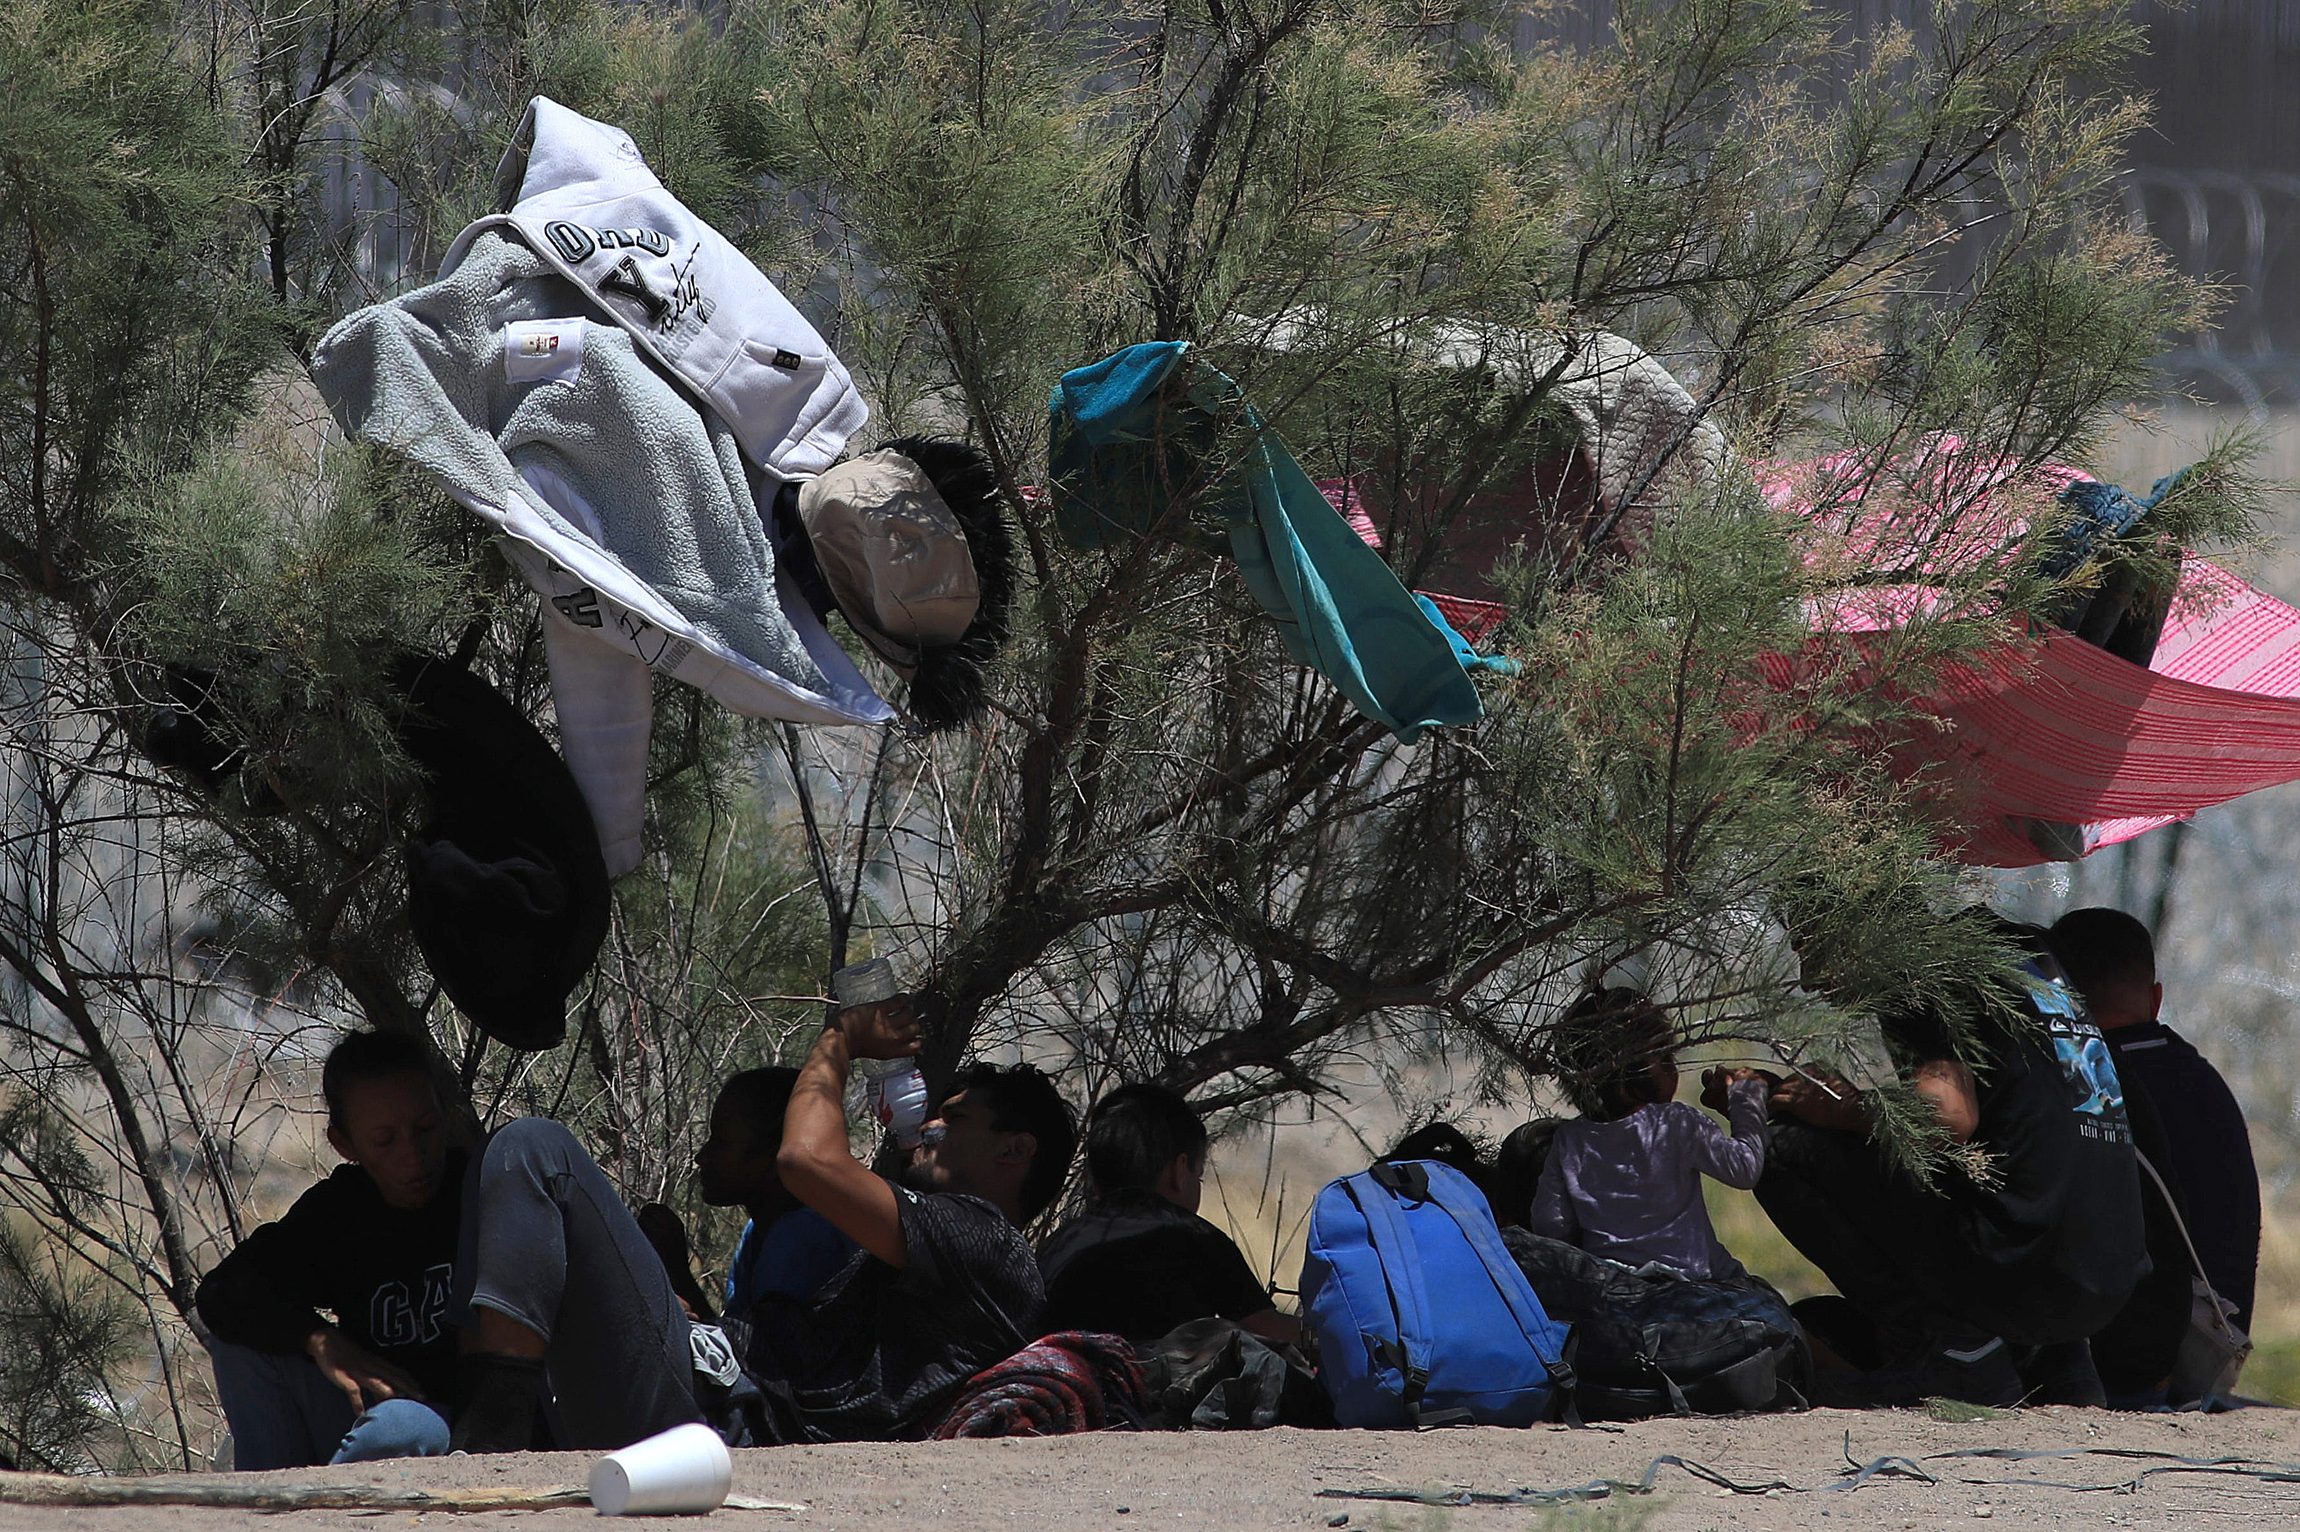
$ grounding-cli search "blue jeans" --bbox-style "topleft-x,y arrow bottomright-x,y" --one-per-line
207,1340 -> 450,1470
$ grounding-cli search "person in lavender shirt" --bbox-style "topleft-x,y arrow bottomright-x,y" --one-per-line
1530,988 -> 1771,1280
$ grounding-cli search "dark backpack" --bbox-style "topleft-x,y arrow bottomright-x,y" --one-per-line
1135,1317 -> 1334,1430
1303,1160 -> 1573,1428
1502,1229 -> 1809,1420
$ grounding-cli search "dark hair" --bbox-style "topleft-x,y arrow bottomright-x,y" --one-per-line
876,435 -> 1017,731
714,1066 -> 801,1145
1385,1122 -> 1487,1187
1542,987 -> 1676,1119
2048,907 -> 2157,995
321,1030 -> 436,1131
944,1062 -> 1078,1221
1489,1119 -> 1562,1230
1084,1082 -> 1208,1196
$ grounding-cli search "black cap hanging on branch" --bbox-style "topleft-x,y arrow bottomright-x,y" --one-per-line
792,436 -> 1018,729
395,655 -> 610,1053
140,664 -> 286,814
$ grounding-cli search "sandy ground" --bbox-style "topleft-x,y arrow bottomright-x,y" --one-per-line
10,1407 -> 2300,1531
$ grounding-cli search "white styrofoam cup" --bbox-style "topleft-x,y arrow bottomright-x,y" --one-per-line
588,1422 -> 732,1516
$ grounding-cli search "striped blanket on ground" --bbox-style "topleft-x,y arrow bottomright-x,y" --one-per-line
931,1331 -> 1147,1439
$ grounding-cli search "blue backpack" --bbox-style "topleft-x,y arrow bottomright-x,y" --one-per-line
1302,1160 -> 1573,1428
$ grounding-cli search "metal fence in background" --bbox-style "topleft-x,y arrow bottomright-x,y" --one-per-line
2131,169 -> 2300,414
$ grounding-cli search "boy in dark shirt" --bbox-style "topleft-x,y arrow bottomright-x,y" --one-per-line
196,1031 -> 459,1469
759,995 -> 1076,1440
2050,907 -> 2260,1338
1038,1083 -> 1297,1345
637,1065 -> 861,1324
693,1066 -> 855,1314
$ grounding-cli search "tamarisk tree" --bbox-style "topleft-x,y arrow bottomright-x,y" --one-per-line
0,0 -> 825,1465
733,0 -> 2251,1131
0,0 -> 2259,1467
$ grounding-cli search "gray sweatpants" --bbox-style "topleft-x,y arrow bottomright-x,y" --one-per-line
454,1118 -> 703,1450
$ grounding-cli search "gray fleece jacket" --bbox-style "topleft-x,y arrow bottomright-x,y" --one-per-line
311,99 -> 891,874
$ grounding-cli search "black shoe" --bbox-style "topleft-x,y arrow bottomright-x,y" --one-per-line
449,1353 -> 552,1453
1917,1332 -> 2025,1407
1813,1330 -> 2023,1409
1792,1295 -> 1884,1373
2016,1340 -> 2105,1407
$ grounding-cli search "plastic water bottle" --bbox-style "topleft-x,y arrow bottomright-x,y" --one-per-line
867,1063 -> 930,1149
832,958 -> 929,1149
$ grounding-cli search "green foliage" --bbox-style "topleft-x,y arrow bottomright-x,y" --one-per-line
545,741 -> 832,1226
118,430 -> 470,811
715,0 -> 2247,1156
225,0 -> 424,309
0,0 -> 272,580
2240,1334 -> 2300,1407
0,1095 -> 135,1472
0,1217 -> 133,1472
1527,1501 -> 1658,1532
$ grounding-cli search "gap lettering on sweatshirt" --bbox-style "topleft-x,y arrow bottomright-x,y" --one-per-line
370,1263 -> 454,1348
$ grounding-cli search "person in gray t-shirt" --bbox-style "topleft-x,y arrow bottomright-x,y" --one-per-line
1531,988 -> 1770,1280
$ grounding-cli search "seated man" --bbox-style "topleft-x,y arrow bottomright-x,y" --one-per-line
694,1066 -> 856,1316
1384,1121 -> 1496,1217
760,993 -> 1075,1440
196,1031 -> 458,1469
1038,1083 -> 1298,1345
636,1065 -> 861,1325
2050,907 -> 2260,1337
447,989 -> 1074,1450
1756,922 -> 2148,1406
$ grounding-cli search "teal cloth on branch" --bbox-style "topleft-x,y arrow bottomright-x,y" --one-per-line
1047,342 -> 1485,743
1417,594 -> 1521,677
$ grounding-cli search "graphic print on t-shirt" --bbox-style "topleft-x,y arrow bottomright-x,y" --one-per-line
2028,967 -> 2132,1145
2056,1028 -> 2124,1119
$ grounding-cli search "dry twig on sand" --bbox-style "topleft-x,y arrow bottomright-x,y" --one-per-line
0,1474 -> 593,1513
0,1473 -> 809,1515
